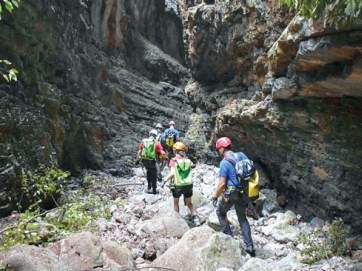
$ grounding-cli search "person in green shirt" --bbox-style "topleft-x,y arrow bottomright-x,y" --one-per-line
162,142 -> 200,226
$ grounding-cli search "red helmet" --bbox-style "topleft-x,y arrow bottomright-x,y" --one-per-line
216,137 -> 232,149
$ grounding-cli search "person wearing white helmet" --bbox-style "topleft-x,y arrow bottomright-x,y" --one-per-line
155,123 -> 167,182
135,129 -> 166,194
163,120 -> 180,162
155,123 -> 166,148
156,123 -> 163,133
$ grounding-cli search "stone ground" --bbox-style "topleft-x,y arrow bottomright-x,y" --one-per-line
0,163 -> 361,271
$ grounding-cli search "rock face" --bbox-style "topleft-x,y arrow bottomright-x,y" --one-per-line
0,0 -> 361,232
179,0 -> 362,231
0,232 -> 135,270
0,0 -> 191,211
152,226 -> 243,270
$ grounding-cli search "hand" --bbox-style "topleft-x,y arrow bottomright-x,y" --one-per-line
135,159 -> 139,165
160,180 -> 166,188
212,196 -> 218,207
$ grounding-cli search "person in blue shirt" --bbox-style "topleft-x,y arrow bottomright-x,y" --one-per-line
155,123 -> 164,137
212,137 -> 255,256
163,120 -> 180,162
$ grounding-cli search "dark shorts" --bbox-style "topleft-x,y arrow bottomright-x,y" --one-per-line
141,159 -> 156,169
171,184 -> 193,199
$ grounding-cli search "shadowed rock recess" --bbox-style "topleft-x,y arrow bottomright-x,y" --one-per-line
0,0 -> 361,237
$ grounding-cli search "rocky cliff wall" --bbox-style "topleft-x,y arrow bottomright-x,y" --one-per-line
0,0 -> 361,232
180,0 -> 362,231
0,0 -> 191,212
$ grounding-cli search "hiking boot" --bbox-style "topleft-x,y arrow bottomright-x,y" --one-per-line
192,215 -> 201,227
245,247 -> 255,257
246,206 -> 259,220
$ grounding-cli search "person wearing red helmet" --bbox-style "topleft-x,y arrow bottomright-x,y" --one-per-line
212,137 -> 255,256
135,129 -> 166,194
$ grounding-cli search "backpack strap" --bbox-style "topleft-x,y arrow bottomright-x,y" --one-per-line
174,158 -> 191,171
224,153 -> 236,165
223,153 -> 240,187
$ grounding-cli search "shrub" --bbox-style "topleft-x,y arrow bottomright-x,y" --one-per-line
298,217 -> 351,264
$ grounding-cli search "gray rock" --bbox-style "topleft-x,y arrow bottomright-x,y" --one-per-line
310,217 -> 325,228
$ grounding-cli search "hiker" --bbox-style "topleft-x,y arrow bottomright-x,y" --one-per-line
155,123 -> 166,149
163,120 -> 180,161
155,123 -> 167,182
155,123 -> 164,137
212,137 -> 255,256
135,129 -> 166,194
161,142 -> 200,226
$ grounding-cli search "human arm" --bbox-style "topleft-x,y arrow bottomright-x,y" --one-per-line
165,167 -> 175,182
159,150 -> 166,159
135,142 -> 143,164
155,142 -> 166,159
213,176 -> 227,199
190,160 -> 196,168
135,149 -> 141,165
161,167 -> 175,187
161,158 -> 175,187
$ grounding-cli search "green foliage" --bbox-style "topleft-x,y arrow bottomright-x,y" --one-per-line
0,210 -> 41,249
0,173 -> 126,251
0,0 -> 20,82
0,60 -> 18,82
0,260 -> 13,271
279,0 -> 362,25
298,218 -> 351,264
21,164 -> 70,210
0,0 -> 20,19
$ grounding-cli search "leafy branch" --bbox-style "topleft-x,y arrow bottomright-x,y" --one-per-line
298,218 -> 351,264
0,0 -> 20,82
0,0 -> 20,20
0,208 -> 59,235
279,0 -> 362,25
0,60 -> 18,82
0,172 -> 126,250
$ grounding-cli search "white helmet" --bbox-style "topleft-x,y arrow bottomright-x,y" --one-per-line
149,129 -> 158,137
169,120 -> 175,125
156,123 -> 163,129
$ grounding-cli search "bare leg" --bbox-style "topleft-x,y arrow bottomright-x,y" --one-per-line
185,197 -> 196,216
173,198 -> 180,213
186,197 -> 200,226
